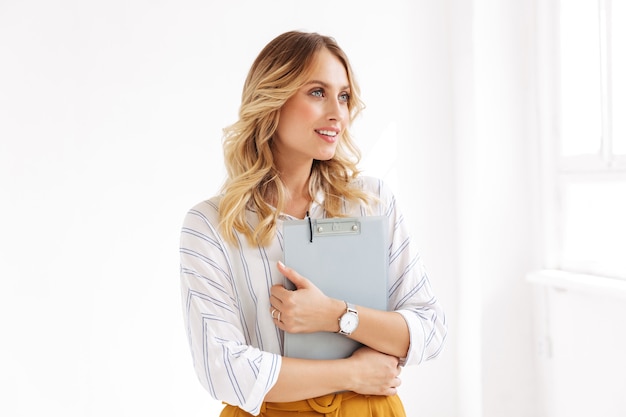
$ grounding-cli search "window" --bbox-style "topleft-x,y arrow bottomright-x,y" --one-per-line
541,0 -> 626,279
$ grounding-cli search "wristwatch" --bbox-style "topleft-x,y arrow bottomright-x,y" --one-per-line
338,302 -> 359,336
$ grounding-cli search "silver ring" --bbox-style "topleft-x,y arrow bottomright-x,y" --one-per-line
271,308 -> 277,319
277,311 -> 282,322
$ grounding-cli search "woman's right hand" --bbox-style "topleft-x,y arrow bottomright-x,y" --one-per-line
347,346 -> 402,396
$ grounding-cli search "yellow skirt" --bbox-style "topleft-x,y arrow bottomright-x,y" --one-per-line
220,392 -> 406,417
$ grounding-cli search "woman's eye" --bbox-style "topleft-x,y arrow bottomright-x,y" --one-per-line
339,92 -> 350,102
311,89 -> 324,98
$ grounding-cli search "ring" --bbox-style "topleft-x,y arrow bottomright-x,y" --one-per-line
271,308 -> 277,319
276,311 -> 282,322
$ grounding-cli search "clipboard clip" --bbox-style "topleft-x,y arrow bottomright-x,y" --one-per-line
308,217 -> 361,242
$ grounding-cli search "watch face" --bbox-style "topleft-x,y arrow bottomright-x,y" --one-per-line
340,312 -> 359,333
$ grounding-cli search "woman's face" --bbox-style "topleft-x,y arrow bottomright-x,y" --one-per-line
273,48 -> 350,170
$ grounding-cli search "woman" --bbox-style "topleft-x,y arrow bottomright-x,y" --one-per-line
180,31 -> 447,416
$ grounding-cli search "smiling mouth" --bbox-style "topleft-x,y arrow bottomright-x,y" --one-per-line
315,129 -> 338,137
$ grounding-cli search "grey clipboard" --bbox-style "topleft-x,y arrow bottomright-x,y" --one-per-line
282,216 -> 389,360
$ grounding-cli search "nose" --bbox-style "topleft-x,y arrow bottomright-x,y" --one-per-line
326,97 -> 346,122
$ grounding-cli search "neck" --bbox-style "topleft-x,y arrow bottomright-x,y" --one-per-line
277,162 -> 313,219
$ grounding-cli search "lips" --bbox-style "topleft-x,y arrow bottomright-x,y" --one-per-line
314,128 -> 340,143
315,129 -> 338,137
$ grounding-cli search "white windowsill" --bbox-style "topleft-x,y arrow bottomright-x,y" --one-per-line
527,269 -> 626,300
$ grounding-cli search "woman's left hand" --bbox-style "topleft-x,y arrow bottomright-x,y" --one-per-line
270,261 -> 344,334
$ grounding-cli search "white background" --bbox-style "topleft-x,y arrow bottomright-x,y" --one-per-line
1,0 -> 554,416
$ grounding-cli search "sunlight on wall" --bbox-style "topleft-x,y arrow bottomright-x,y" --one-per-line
361,122 -> 400,191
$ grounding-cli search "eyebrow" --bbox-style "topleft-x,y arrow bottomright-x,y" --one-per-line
304,80 -> 351,91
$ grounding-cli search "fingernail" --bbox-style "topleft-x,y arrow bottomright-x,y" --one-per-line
278,260 -> 285,268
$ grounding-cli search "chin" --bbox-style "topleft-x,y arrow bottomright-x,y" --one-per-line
315,154 -> 336,162
315,149 -> 337,161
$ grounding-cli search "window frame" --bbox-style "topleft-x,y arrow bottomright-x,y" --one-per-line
537,0 -> 626,279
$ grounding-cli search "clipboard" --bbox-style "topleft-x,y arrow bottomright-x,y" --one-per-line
282,216 -> 389,360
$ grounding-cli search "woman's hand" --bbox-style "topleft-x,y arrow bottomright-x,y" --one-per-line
347,346 -> 402,396
270,261 -> 344,334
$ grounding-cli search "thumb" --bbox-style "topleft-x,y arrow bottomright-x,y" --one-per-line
277,261 -> 310,290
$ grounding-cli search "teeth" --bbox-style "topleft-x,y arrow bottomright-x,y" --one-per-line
317,130 -> 337,137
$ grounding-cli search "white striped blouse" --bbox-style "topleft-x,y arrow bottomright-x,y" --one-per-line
179,176 -> 447,415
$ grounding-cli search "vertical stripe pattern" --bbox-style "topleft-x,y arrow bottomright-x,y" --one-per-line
179,176 -> 447,415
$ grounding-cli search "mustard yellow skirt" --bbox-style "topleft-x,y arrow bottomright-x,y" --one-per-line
220,392 -> 406,417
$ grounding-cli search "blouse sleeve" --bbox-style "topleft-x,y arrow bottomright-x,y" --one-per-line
179,202 -> 281,416
375,179 -> 448,366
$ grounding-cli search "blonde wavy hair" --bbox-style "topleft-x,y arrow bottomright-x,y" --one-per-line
219,31 -> 371,246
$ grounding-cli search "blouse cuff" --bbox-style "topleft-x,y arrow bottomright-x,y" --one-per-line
240,353 -> 282,416
396,309 -> 425,366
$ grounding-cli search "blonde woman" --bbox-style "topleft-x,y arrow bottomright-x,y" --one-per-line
180,31 -> 447,417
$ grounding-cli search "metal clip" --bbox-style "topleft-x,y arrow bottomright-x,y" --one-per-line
312,218 -> 361,237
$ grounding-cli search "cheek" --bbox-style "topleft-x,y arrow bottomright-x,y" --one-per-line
276,99 -> 322,141
288,100 -> 320,123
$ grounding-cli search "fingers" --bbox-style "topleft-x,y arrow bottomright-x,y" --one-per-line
270,261 -> 302,304
272,261 -> 330,332
270,261 -> 306,315
277,261 -> 309,289
269,283 -> 292,327
277,260 -> 288,273
348,346 -> 403,396
270,307 -> 282,323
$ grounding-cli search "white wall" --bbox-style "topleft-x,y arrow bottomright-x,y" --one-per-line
529,274 -> 626,417
0,1 -> 458,416
544,288 -> 626,417
451,0 -> 540,416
